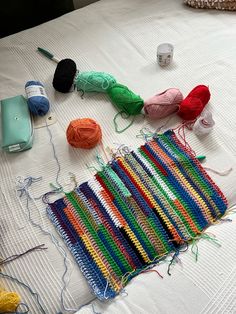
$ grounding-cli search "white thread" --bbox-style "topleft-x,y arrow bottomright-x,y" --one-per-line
204,166 -> 233,176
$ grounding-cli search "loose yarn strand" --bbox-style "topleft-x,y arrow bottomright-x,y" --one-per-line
15,303 -> 30,314
203,166 -> 233,176
45,120 -> 62,188
136,115 -> 175,142
153,115 -> 175,136
167,243 -> 189,275
167,251 -> 179,276
140,268 -> 163,279
16,177 -> 75,313
120,253 -> 168,286
0,303 -> 30,314
0,272 -> 46,314
78,89 -> 85,99
113,111 -> 135,134
99,142 -> 110,163
1,303 -> 30,314
41,120 -> 99,312
136,127 -> 154,141
86,164 -> 100,174
174,122 -> 196,156
0,244 -> 47,266
16,176 -> 45,228
216,204 -> 236,222
103,280 -> 110,300
191,240 -> 199,262
16,122 -> 100,313
0,186 -> 26,230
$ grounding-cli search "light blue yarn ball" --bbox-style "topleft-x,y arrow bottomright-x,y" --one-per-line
25,81 -> 50,116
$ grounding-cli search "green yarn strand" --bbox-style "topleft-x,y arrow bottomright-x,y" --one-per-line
113,111 -> 135,133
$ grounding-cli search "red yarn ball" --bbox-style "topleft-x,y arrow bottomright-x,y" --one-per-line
188,85 -> 211,104
178,98 -> 204,121
178,85 -> 210,120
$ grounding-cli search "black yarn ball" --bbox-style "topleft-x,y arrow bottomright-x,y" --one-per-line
52,58 -> 77,93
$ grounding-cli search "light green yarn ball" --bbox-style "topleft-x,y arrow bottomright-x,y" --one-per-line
75,71 -> 116,93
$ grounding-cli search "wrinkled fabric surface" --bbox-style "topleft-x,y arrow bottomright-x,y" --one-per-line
1,1 -> 236,313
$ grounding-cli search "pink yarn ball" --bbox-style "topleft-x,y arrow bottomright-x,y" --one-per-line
144,88 -> 183,119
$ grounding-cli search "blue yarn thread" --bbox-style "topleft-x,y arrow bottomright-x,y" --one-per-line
45,121 -> 61,189
16,176 -> 73,313
15,303 -> 30,314
25,81 -> 50,116
16,122 -> 98,313
17,176 -> 99,313
0,272 -> 46,314
0,303 -> 29,314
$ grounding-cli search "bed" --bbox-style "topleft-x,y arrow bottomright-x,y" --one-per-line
0,0 -> 236,313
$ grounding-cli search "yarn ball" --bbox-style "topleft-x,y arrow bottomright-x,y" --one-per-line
144,88 -> 183,119
107,83 -> 144,115
0,288 -> 20,312
25,81 -> 50,116
75,71 -> 116,93
178,85 -> 211,120
66,118 -> 102,149
52,58 -> 77,93
184,0 -> 236,11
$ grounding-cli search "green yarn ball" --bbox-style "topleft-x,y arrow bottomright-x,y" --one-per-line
107,83 -> 144,115
75,71 -> 116,93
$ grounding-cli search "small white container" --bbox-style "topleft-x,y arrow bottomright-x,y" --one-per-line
157,43 -> 174,67
193,111 -> 215,136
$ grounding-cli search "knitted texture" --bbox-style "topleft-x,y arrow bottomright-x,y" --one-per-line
107,83 -> 144,115
47,130 -> 228,300
52,59 -> 77,93
184,0 -> 236,11
75,71 -> 116,93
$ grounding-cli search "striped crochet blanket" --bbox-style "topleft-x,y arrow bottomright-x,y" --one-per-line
47,130 -> 228,300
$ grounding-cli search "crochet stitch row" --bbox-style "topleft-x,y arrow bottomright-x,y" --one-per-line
47,130 -> 227,300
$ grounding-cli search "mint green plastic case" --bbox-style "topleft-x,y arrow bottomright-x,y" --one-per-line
1,95 -> 33,153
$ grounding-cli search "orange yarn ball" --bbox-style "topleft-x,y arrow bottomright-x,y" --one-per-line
66,118 -> 102,149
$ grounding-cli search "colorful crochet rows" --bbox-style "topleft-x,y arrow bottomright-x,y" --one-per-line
46,130 -> 228,300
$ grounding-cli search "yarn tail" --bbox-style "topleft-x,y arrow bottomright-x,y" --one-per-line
113,111 -> 135,133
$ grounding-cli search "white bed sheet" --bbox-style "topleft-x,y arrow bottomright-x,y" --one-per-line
0,0 -> 236,313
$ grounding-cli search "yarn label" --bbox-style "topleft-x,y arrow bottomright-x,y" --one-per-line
25,85 -> 47,99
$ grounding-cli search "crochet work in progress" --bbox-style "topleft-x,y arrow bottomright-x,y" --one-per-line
184,0 -> 236,10
47,130 -> 228,300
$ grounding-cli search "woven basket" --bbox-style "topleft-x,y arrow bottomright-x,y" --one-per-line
184,0 -> 236,11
